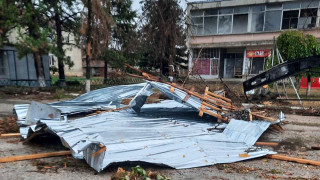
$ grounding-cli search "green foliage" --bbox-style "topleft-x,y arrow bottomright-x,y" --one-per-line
140,0 -> 186,76
111,166 -> 170,180
104,0 -> 138,70
0,0 -> 18,46
50,66 -> 58,75
14,0 -> 53,57
277,30 -> 320,61
276,30 -> 320,78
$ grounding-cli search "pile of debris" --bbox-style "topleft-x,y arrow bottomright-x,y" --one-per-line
1,68 -> 318,172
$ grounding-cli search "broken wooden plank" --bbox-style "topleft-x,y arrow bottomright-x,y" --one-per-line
206,90 -> 232,103
0,151 -> 71,163
200,108 -> 228,121
266,154 -> 320,166
0,133 -> 21,139
255,142 -> 279,147
202,102 -> 228,114
251,112 -> 276,122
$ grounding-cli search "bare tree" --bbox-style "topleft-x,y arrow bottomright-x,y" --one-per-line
81,0 -> 113,92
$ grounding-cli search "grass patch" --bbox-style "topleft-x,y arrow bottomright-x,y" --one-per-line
51,89 -> 75,100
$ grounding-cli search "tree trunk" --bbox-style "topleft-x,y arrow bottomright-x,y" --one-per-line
307,74 -> 311,97
85,0 -> 92,92
168,54 -> 173,82
54,10 -> 66,87
104,59 -> 108,84
34,53 -> 46,87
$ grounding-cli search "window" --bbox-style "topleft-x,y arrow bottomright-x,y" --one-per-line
205,9 -> 218,16
65,35 -> 70,43
49,55 -> 55,66
218,15 -> 232,34
191,16 -> 203,35
204,16 -> 217,35
250,58 -> 265,74
301,1 -> 319,8
190,10 -> 204,35
265,10 -> 282,31
234,6 -> 249,14
219,8 -> 233,14
192,49 -> 220,76
266,3 -> 282,10
299,8 -> 318,29
251,5 -> 265,12
282,10 -> 299,29
251,12 -> 264,32
283,1 -> 300,9
233,14 -> 248,33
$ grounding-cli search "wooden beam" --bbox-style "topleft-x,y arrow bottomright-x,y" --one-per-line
267,154 -> 320,166
0,133 -> 21,139
204,94 -> 232,108
251,112 -> 276,122
206,90 -> 232,103
204,95 -> 235,110
202,102 -> 228,114
255,142 -> 279,147
200,108 -> 228,121
0,151 -> 71,163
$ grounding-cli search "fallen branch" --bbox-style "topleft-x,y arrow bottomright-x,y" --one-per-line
266,154 -> 320,166
0,151 -> 71,163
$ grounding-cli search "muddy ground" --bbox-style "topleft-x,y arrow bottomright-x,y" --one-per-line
0,96 -> 320,180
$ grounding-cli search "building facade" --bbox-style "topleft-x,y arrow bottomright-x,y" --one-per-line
187,0 -> 320,80
49,32 -> 83,77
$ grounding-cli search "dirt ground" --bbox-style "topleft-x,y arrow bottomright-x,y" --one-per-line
0,96 -> 320,180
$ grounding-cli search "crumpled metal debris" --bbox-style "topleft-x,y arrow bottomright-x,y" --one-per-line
14,83 -> 147,124
21,100 -> 275,172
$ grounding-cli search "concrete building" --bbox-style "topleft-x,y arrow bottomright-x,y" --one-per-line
187,0 -> 320,80
49,32 -> 83,77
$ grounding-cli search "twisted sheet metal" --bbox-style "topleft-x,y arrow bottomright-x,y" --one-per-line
14,83 -> 147,123
22,100 -> 275,172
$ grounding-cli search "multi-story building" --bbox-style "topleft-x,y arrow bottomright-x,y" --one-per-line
187,0 -> 320,80
49,32 -> 83,77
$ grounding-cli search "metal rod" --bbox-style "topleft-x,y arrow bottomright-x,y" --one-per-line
276,48 -> 302,104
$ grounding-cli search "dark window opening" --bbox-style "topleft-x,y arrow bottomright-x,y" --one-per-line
218,15 -> 232,34
191,17 -> 203,35
233,14 -> 248,33
251,12 -> 264,32
299,8 -> 318,29
250,58 -> 265,74
282,10 -> 299,29
204,16 -> 217,35
265,10 -> 282,31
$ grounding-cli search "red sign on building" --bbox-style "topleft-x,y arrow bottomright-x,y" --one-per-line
246,50 -> 271,58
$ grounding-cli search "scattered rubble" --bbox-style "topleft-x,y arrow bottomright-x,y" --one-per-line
0,69 -> 319,176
